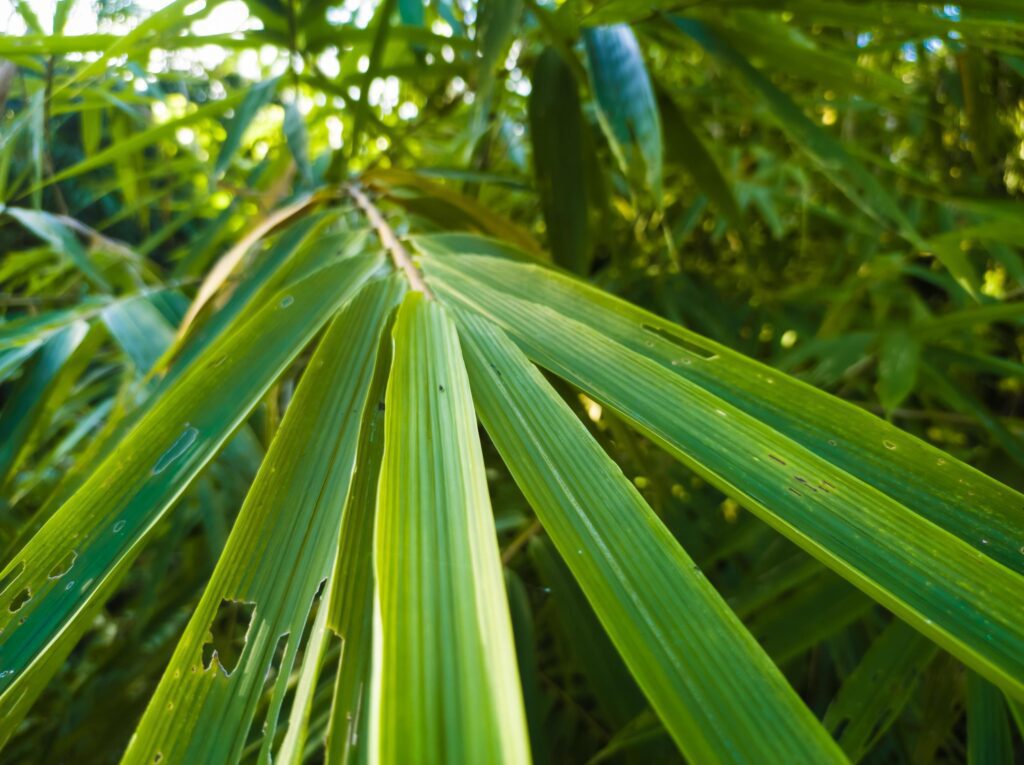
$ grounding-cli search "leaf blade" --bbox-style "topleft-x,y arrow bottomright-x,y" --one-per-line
458,310 -> 847,763
370,293 -> 530,765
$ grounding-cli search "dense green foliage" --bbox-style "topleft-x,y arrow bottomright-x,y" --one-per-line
1,0 -> 1024,762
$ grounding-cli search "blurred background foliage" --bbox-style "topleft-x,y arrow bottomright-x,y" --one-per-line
1,0 -> 1023,761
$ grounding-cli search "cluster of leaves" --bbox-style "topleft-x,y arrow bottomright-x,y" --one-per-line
1,0 -> 1024,762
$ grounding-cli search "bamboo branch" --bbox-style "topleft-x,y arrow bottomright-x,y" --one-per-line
347,182 -> 434,299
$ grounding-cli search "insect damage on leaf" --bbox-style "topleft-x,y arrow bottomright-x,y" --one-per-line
201,598 -> 256,676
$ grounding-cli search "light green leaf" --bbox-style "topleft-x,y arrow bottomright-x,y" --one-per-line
4,207 -> 110,290
370,293 -> 530,765
422,252 -> 1024,700
0,254 -> 382,745
101,295 -> 175,375
122,275 -> 403,764
323,311 -> 391,765
457,310 -> 846,763
423,253 -> 1024,571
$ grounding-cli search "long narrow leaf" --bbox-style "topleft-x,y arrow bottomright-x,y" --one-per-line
123,274 -> 403,764
0,254 -> 382,744
423,252 -> 1024,700
458,310 -> 846,763
370,293 -> 530,765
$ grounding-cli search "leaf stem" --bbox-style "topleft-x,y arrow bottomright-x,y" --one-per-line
347,183 -> 434,299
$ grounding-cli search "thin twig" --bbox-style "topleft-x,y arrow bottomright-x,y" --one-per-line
501,519 -> 543,565
346,183 -> 434,298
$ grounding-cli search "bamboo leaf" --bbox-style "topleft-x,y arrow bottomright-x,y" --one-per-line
122,275 -> 403,764
0,321 -> 91,492
370,293 -> 530,765
529,47 -> 592,274
457,309 -> 847,763
876,329 -> 921,412
671,17 -> 980,297
823,620 -> 938,761
423,252 -> 1024,700
323,312 -> 392,765
3,207 -> 110,290
657,89 -> 742,228
0,254 -> 381,745
967,672 -> 1015,765
172,193 -> 323,346
284,98 -> 314,188
421,252 -> 1024,574
583,24 -> 663,199
214,76 -> 280,179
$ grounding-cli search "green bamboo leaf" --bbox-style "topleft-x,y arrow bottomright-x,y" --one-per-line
0,254 -> 381,745
876,329 -> 921,412
671,18 -> 980,298
41,90 -> 245,191
371,293 -> 530,765
824,620 -> 938,761
468,0 -> 522,151
214,76 -> 280,179
746,572 -> 872,665
423,253 -> 1024,571
322,307 -> 392,765
587,710 -> 665,765
3,207 -> 110,290
122,275 -> 403,764
422,252 -> 1024,700
527,537 -> 643,726
0,321 -> 90,492
967,672 -> 1014,765
0,299 -> 110,352
100,296 -> 175,375
398,0 -> 424,26
284,98 -> 314,188
583,24 -> 663,199
658,89 -> 742,228
457,310 -> 847,763
529,47 -> 592,274
504,570 -> 546,765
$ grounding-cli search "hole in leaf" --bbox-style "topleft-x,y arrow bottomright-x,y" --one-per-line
9,588 -> 31,613
202,598 -> 256,676
48,551 -> 77,580
0,562 -> 24,596
640,324 -> 717,360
